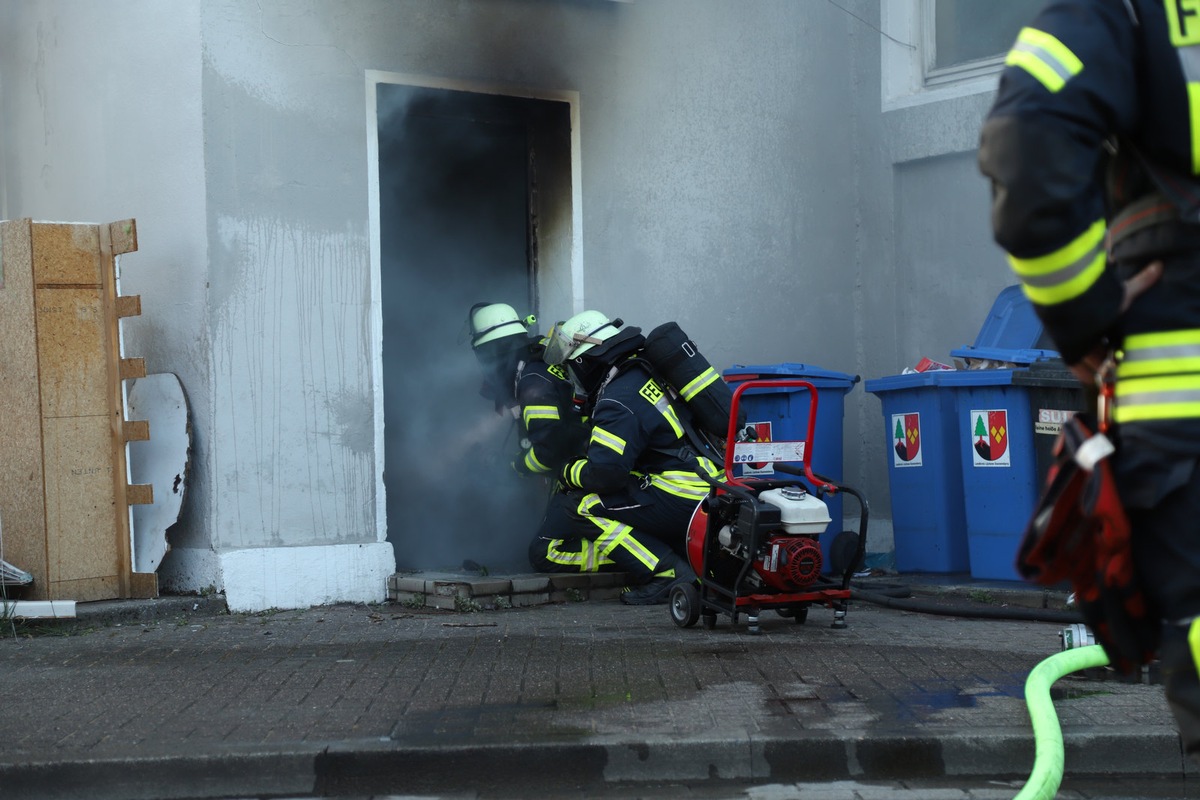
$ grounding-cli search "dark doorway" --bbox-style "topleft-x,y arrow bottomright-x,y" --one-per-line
377,84 -> 571,572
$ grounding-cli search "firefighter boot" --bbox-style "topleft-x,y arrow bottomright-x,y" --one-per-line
619,553 -> 697,606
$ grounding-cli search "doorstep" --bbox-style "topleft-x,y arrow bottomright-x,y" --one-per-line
387,571 -> 634,610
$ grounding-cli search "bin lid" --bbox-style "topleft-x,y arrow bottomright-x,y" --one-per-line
948,285 -> 1060,365
865,368 -> 1017,394
724,363 -> 860,389
1010,360 -> 1080,388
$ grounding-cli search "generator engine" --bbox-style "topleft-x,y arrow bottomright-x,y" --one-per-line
694,484 -> 832,593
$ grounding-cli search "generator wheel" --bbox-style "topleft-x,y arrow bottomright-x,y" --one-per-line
829,530 -> 864,576
670,583 -> 700,628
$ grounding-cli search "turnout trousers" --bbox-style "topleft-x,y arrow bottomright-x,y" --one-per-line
528,480 -> 700,579
1117,443 -> 1200,753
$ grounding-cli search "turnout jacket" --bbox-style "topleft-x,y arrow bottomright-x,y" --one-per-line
513,357 -> 587,475
559,358 -> 721,503
980,0 -> 1200,440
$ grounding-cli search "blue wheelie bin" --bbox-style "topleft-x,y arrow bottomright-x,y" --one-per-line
865,285 -> 1083,581
722,363 -> 860,574
864,369 -> 973,573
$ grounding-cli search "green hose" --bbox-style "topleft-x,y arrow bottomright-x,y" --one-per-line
1014,644 -> 1111,800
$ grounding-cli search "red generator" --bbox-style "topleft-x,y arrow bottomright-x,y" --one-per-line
669,378 -> 869,634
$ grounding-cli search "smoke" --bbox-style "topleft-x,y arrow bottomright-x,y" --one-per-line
378,84 -> 551,573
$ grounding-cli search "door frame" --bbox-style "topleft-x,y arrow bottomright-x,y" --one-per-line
364,70 -> 582,539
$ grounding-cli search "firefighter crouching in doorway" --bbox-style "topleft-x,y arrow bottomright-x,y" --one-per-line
536,310 -> 717,605
977,0 -> 1200,753
467,301 -> 596,497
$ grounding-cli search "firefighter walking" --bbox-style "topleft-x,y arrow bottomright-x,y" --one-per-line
979,0 -> 1200,754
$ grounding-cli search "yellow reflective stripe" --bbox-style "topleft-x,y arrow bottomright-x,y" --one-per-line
1125,329 -> 1200,350
680,367 -> 719,401
1188,619 -> 1200,677
649,475 -> 709,501
657,470 -> 709,483
577,493 -> 603,516
1190,83 -> 1200,174
1118,330 -> 1200,378
1005,27 -> 1083,93
545,539 -> 585,567
662,405 -> 684,438
1008,219 -> 1106,305
590,426 -> 627,456
1113,374 -> 1200,422
1118,356 -> 1200,378
523,405 -> 560,426
523,448 -> 549,473
595,526 -> 658,570
565,460 -> 586,486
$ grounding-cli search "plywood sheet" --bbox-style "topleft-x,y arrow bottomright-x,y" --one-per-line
0,219 -> 48,596
127,374 -> 191,574
41,416 -> 120,592
35,287 -> 109,418
31,223 -> 101,285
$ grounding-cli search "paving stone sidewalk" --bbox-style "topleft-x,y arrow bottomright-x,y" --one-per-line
0,583 -> 1187,799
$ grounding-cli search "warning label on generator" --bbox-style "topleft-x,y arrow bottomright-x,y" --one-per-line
732,440 -> 805,466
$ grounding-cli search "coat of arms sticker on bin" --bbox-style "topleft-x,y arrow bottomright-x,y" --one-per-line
891,413 -> 922,467
971,408 -> 1010,467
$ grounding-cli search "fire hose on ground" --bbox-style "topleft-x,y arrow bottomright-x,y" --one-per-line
1013,644 -> 1111,800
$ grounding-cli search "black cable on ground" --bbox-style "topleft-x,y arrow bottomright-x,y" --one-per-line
850,588 -> 1083,624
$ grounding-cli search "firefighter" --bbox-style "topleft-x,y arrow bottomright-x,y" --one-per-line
467,302 -> 620,575
536,310 -> 720,605
978,0 -> 1200,752
467,302 -> 589,479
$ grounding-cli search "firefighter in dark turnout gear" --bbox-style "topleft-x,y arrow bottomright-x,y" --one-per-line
536,310 -> 720,604
467,303 -> 590,480
978,0 -> 1200,752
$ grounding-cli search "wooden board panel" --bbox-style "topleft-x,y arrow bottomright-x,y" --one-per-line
31,223 -> 101,286
0,219 -> 49,598
41,416 -> 120,594
35,287 -> 110,418
108,219 -> 138,256
100,224 -> 135,597
115,294 -> 141,318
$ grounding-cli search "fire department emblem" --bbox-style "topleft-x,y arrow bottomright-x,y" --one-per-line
970,409 -> 1010,467
891,413 -> 921,467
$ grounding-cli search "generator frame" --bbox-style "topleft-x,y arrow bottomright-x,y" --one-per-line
670,378 -> 870,634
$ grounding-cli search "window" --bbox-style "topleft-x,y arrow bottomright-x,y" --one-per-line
927,0 -> 1045,86
882,0 -> 1045,107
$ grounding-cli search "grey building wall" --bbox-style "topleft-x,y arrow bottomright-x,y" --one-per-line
1,0 -> 1016,608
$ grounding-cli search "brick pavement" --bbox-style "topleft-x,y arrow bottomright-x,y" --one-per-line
0,589 -> 1187,799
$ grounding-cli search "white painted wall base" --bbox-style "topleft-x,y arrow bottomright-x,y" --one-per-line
220,542 -> 396,612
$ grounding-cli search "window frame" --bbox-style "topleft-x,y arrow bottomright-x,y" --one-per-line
881,0 -> 1021,110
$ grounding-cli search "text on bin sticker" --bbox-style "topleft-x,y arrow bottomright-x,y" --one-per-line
732,441 -> 805,464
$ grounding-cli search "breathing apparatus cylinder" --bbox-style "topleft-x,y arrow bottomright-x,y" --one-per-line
642,321 -> 744,439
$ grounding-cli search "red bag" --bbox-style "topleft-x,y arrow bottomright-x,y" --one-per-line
1015,412 -> 1159,675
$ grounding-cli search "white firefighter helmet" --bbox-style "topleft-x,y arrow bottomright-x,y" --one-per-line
468,302 -> 531,348
544,310 -> 623,365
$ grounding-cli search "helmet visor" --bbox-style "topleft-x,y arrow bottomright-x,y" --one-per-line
543,321 -> 575,365
543,321 -> 610,365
